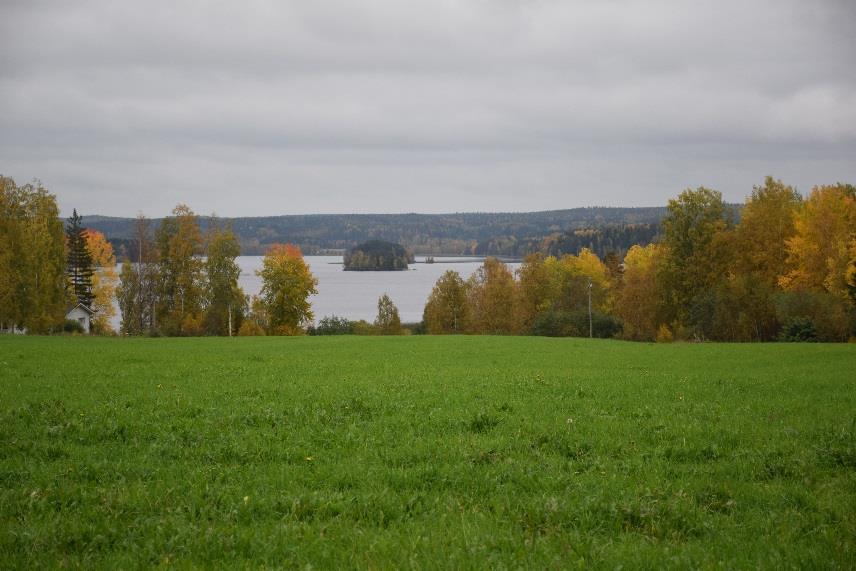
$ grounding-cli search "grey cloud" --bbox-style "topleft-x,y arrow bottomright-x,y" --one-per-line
1,0 -> 855,217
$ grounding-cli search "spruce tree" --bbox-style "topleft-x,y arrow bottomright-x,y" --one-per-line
66,209 -> 95,308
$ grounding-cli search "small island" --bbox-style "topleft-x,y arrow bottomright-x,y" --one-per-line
343,240 -> 414,271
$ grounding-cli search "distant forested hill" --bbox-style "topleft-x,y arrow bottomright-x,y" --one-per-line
84,206 -> 714,259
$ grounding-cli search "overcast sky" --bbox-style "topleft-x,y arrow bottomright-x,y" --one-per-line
2,0 -> 855,217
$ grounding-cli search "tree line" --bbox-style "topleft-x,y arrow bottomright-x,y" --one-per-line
1,177 -> 117,333
421,179 -> 856,342
3,175 -> 853,341
1,175 -> 319,337
116,207 -> 318,337
84,207 -> 672,257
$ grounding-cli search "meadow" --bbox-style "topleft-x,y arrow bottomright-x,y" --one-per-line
1,336 -> 854,568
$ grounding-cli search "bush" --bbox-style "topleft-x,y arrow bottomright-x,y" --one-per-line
778,317 -> 818,342
313,315 -> 354,335
532,309 -> 621,338
62,319 -> 84,334
180,313 -> 205,337
774,292 -> 853,342
402,322 -> 426,335
351,320 -> 377,336
237,321 -> 265,336
656,324 -> 674,343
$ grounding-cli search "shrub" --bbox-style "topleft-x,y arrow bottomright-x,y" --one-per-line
531,309 -> 621,338
778,317 -> 818,342
402,322 -> 425,335
180,313 -> 205,336
313,315 -> 354,335
655,324 -> 674,343
62,319 -> 84,334
237,321 -> 265,336
351,320 -> 377,336
774,292 -> 852,342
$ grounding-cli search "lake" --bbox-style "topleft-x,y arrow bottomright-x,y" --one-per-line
110,256 -> 520,329
240,256 -> 521,323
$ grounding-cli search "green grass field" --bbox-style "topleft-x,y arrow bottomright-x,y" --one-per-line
1,336 -> 855,568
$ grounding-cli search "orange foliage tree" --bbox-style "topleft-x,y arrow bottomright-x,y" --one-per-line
256,243 -> 318,335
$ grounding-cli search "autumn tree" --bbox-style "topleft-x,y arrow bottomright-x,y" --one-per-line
780,183 -> 856,299
241,296 -> 269,335
723,177 -> 802,340
614,244 -> 665,340
155,204 -> 205,335
375,293 -> 402,335
423,270 -> 470,334
256,243 -> 318,335
531,249 -> 619,338
659,187 -> 733,338
0,177 -> 66,333
777,183 -> 856,340
546,249 -> 612,313
117,214 -> 159,335
467,257 -> 518,334
83,229 -> 118,333
0,177 -> 19,329
847,240 -> 856,304
204,221 -> 245,336
515,253 -> 553,331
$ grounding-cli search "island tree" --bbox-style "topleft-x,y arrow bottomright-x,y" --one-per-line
344,240 -> 413,271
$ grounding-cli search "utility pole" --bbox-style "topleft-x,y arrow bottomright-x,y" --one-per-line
588,279 -> 593,339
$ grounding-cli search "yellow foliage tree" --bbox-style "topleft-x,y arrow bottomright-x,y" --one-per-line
780,183 -> 856,299
615,244 -> 665,341
515,253 -> 553,331
735,177 -> 801,286
155,204 -> 205,335
256,244 -> 318,335
83,229 -> 118,333
423,270 -> 469,334
466,257 -> 518,334
544,249 -> 611,313
374,293 -> 403,335
0,177 -> 66,332
723,177 -> 802,340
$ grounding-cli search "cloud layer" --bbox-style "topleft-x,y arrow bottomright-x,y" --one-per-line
2,0 -> 855,216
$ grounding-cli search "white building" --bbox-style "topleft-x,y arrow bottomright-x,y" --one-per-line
66,304 -> 95,334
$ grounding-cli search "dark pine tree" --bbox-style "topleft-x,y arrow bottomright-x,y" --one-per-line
66,209 -> 95,308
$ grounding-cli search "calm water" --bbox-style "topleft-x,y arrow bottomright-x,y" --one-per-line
111,256 -> 520,329
240,256 -> 520,323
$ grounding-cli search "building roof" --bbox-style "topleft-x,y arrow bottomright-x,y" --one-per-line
66,303 -> 96,315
